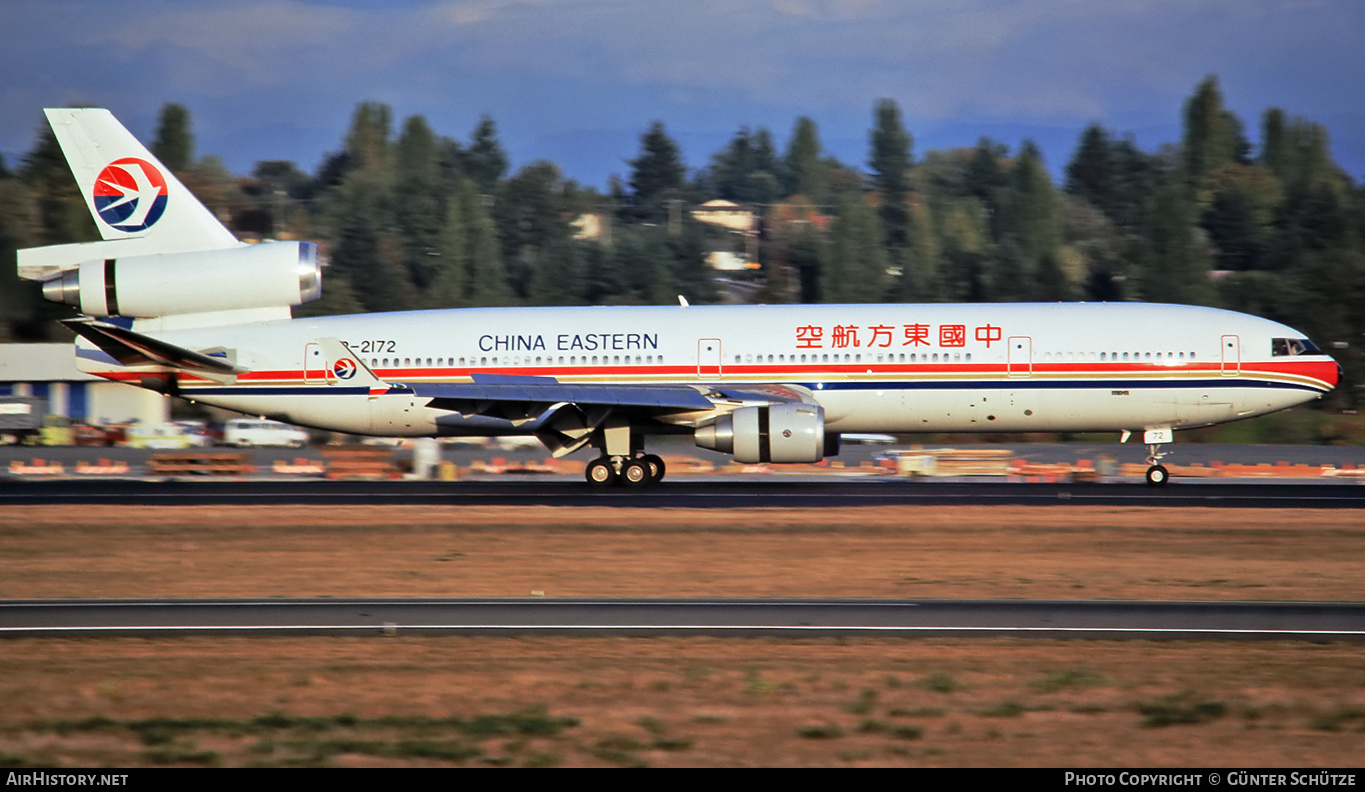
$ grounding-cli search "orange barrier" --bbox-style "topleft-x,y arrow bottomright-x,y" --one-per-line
271,458 -> 325,475
75,459 -> 131,475
321,446 -> 399,480
149,452 -> 256,476
8,458 -> 64,475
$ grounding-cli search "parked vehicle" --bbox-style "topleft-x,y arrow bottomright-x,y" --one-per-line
222,418 -> 310,448
126,422 -> 201,450
0,397 -> 47,445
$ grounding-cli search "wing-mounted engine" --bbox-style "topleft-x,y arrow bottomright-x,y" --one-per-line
39,241 -> 320,318
694,403 -> 828,463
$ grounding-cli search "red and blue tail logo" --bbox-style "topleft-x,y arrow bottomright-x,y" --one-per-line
93,158 -> 168,232
332,358 -> 358,380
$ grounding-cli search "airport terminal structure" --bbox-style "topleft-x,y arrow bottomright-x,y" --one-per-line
0,343 -> 167,426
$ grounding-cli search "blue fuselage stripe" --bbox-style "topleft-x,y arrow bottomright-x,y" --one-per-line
180,377 -> 1326,397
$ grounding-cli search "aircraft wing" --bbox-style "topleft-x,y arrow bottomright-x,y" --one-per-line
410,374 -> 815,457
413,374 -> 715,418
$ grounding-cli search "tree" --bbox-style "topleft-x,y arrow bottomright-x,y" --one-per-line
1064,125 -> 1157,232
427,185 -> 469,308
1181,76 -> 1250,194
461,179 -> 513,306
1137,177 -> 1213,304
494,161 -> 573,297
394,115 -> 445,291
894,199 -> 941,302
707,126 -> 781,205
1065,125 -> 1115,213
151,103 -> 194,173
1199,163 -> 1281,271
0,167 -> 45,340
823,197 -> 889,303
783,117 -> 827,203
466,114 -> 508,193
344,102 -> 392,173
868,98 -> 913,249
627,121 -> 686,223
998,140 -> 1062,273
328,170 -> 413,313
1259,108 -> 1293,183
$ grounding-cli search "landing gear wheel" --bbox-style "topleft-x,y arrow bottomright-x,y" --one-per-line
642,454 -> 666,484
585,458 -> 617,487
620,458 -> 652,487
1145,464 -> 1169,487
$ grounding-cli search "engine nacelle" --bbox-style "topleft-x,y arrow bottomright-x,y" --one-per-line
41,241 -> 321,318
694,403 -> 827,463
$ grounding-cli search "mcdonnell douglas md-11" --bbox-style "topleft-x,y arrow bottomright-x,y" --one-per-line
16,109 -> 1341,486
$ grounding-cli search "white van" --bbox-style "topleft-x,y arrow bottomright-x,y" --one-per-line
222,418 -> 310,448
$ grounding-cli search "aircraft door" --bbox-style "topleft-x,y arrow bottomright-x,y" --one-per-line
1007,336 -> 1032,378
1221,335 -> 1240,376
698,338 -> 722,379
303,342 -> 333,384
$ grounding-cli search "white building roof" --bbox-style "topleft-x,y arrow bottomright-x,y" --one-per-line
0,344 -> 102,382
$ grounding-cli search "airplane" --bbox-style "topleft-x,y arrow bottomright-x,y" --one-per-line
15,108 -> 1342,487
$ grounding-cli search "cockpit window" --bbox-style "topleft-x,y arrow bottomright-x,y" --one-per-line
1272,338 -> 1322,356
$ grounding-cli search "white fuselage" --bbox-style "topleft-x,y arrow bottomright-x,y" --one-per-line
80,302 -> 1338,441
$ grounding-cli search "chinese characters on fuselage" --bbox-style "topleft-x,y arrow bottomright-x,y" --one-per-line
795,323 -> 1002,350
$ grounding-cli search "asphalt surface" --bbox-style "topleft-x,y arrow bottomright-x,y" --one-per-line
7,440 -> 1365,470
3,598 -> 1362,640
2,477 -> 1364,508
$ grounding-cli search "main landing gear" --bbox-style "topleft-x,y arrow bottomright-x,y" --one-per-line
585,453 -> 667,487
582,416 -> 666,487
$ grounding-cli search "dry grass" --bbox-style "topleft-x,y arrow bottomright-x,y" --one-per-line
1,505 -> 1362,601
1,504 -> 1363,766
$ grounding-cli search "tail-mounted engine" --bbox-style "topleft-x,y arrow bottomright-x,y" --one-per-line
694,403 -> 827,463
40,241 -> 320,318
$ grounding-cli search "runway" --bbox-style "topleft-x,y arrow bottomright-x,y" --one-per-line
3,598 -> 1363,640
2,477 -> 1365,508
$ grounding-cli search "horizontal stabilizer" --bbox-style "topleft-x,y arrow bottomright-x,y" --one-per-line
63,317 -> 247,376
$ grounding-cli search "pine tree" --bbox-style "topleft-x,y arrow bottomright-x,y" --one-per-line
999,141 -> 1062,272
394,115 -> 445,292
427,185 -> 469,308
462,179 -> 512,306
466,114 -> 508,194
1065,125 -> 1114,212
783,117 -> 827,203
868,99 -> 912,249
1181,76 -> 1249,193
824,198 -> 888,303
345,102 -> 392,173
152,104 -> 194,173
628,121 -> 686,223
1137,177 -> 1213,304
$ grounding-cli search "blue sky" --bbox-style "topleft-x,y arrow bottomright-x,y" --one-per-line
5,0 -> 1363,187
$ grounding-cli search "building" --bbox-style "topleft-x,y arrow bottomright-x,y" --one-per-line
0,343 -> 168,425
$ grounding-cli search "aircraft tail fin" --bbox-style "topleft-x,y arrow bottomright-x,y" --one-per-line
44,107 -> 239,254
17,109 -> 316,325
